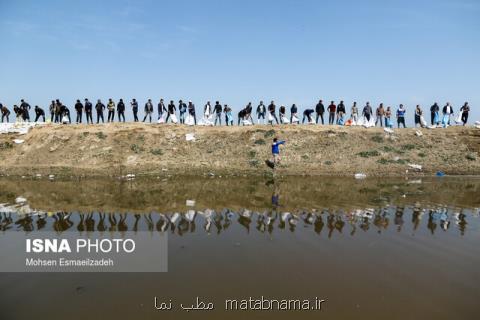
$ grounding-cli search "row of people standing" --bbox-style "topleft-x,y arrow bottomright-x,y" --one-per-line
0,99 -> 472,127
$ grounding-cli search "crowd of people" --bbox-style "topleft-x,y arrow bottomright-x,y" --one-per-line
0,98 -> 472,127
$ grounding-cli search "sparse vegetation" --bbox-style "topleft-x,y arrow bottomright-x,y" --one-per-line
264,129 -> 275,138
254,139 -> 266,145
466,153 -> 477,161
0,141 -> 13,150
371,135 -> 384,143
95,132 -> 107,139
401,144 -> 416,150
130,144 -> 144,153
358,150 -> 380,158
150,148 -> 163,156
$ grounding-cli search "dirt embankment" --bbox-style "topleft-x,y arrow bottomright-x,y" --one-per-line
0,123 -> 479,177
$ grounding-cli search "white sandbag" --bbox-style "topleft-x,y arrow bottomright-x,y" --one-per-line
354,173 -> 367,179
185,133 -> 195,141
455,113 -> 463,124
268,113 -> 274,122
408,164 -> 422,171
242,119 -> 253,126
61,115 -> 69,124
198,114 -> 214,126
291,115 -> 299,123
420,116 -> 427,127
281,116 -> 290,124
309,117 -> 316,124
170,114 -> 178,124
384,127 -> 394,134
186,200 -> 195,207
157,114 -> 166,124
185,114 -> 195,126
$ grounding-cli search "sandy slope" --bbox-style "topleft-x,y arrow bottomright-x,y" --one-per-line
0,123 -> 479,177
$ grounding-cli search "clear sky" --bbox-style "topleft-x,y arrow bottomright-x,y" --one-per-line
0,0 -> 478,123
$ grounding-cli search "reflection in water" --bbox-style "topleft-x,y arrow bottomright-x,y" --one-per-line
0,177 -> 478,236
1,206 -> 476,236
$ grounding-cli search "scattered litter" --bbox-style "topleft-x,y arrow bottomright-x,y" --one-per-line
415,130 -> 423,137
13,139 -> 24,144
208,172 -> 215,176
35,174 -> 42,178
15,196 -> 27,203
185,133 -> 196,141
354,173 -> 367,179
475,125 -> 480,129
48,174 -> 55,180
407,179 -> 422,184
436,171 -> 445,177
384,127 -> 394,134
427,125 -> 437,129
408,164 -> 422,171
0,122 -> 42,135
186,200 -> 195,207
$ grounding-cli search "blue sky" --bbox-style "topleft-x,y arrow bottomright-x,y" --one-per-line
0,0 -> 478,123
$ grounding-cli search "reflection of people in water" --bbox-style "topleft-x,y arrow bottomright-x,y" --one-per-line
2,204 -> 472,236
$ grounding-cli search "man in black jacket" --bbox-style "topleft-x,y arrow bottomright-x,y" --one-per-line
84,99 -> 93,124
131,99 -> 139,122
315,100 -> 325,124
158,99 -> 166,120
117,99 -> 126,122
268,101 -> 279,124
165,100 -> 176,123
143,99 -> 154,122
95,99 -> 105,123
20,99 -> 31,122
1,104 -> 11,123
188,101 -> 196,125
34,105 -> 46,122
75,99 -> 83,123
213,101 -> 222,125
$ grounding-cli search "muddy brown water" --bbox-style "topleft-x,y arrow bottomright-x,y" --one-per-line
0,176 -> 479,320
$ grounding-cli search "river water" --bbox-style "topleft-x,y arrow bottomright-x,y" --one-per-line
0,177 -> 479,319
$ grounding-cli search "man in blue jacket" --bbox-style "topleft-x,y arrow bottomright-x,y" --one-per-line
271,137 -> 286,169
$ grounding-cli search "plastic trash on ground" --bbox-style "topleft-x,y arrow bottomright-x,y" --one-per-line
408,164 -> 422,171
15,196 -> 27,203
415,130 -> 423,137
185,133 -> 195,141
13,139 -> 24,144
436,171 -> 445,177
242,119 -> 253,126
186,199 -> 195,207
384,127 -> 394,134
354,173 -> 367,179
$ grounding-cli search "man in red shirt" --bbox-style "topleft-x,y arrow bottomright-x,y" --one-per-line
328,101 -> 336,125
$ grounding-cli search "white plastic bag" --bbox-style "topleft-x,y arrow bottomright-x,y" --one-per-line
281,115 -> 290,124
171,114 -> 178,124
185,114 -> 195,126
291,115 -> 299,123
420,116 -> 427,127
268,113 -> 274,122
455,113 -> 462,124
